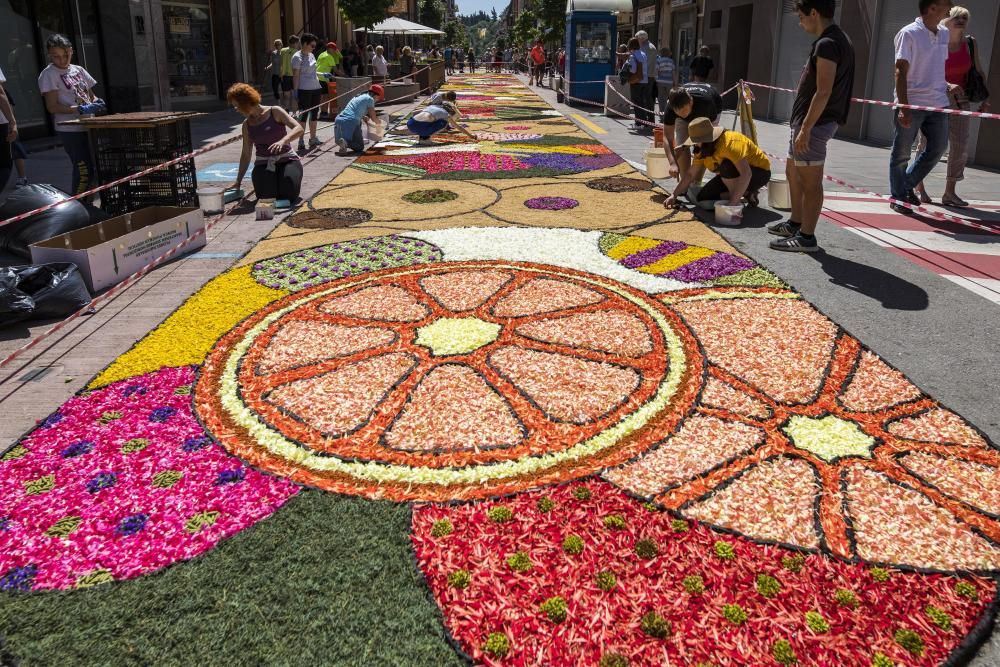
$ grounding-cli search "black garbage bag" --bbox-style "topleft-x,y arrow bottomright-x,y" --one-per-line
0,263 -> 92,327
0,184 -> 107,258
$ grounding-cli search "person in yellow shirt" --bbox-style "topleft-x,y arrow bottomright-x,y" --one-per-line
316,42 -> 342,119
664,117 -> 771,221
278,35 -> 299,111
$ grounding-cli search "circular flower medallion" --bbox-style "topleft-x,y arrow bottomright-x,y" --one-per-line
196,260 -> 702,501
401,189 -> 459,204
524,196 -> 579,211
287,207 -> 373,229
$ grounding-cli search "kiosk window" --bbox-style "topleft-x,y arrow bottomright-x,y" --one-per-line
574,23 -> 611,64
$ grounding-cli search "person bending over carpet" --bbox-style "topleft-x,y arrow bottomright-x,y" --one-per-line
334,84 -> 384,155
227,83 -> 304,203
664,117 -> 771,225
406,101 -> 475,146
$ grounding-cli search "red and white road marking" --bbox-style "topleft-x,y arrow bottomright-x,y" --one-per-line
821,192 -> 1000,304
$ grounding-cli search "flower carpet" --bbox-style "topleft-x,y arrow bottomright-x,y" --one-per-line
0,74 -> 997,666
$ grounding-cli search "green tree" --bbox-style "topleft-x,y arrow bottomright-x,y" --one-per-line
339,0 -> 395,30
419,0 -> 445,30
443,19 -> 468,48
537,0 -> 565,47
511,9 -> 539,47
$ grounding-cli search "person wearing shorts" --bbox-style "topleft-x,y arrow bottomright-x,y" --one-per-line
769,0 -> 855,252
279,35 -> 299,111
291,33 -> 324,151
662,83 -> 723,184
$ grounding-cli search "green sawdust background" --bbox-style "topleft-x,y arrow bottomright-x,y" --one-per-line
0,492 -> 462,666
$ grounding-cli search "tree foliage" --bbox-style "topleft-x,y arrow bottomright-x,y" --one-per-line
418,0 -> 445,30
537,0 -> 565,46
511,9 -> 539,47
339,0 -> 395,30
443,19 -> 469,47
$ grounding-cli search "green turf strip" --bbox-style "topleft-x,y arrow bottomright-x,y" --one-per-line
0,491 -> 464,667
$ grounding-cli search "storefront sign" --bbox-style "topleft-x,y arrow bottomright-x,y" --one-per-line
167,16 -> 190,34
637,6 -> 655,25
671,0 -> 694,7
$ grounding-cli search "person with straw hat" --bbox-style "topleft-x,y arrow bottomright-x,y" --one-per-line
664,117 -> 771,223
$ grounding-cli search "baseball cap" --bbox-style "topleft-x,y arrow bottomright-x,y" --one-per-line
327,42 -> 337,50
369,84 -> 384,100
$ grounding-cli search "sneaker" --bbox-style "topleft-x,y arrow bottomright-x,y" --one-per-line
297,140 -> 306,152
335,138 -> 348,153
767,220 -> 800,237
889,202 -> 915,215
14,177 -> 28,188
770,233 -> 819,252
309,137 -> 322,147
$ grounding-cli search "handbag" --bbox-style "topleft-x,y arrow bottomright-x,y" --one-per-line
628,61 -> 644,85
965,36 -> 990,104
618,60 -> 631,85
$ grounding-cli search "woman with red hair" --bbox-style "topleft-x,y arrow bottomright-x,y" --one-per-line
226,83 -> 304,202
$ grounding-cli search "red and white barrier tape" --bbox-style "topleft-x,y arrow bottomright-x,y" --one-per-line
743,80 -> 999,121
0,68 -> 431,231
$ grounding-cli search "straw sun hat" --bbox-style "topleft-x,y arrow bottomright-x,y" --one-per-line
681,117 -> 724,146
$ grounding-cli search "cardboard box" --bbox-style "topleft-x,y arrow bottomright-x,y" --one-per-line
30,206 -> 205,293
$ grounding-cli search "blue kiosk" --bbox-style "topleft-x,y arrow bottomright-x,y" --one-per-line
564,0 -> 629,105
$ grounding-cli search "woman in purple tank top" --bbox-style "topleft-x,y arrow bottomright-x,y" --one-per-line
226,83 -> 304,202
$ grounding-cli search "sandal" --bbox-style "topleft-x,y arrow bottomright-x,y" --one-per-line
941,194 -> 969,208
916,189 -> 932,204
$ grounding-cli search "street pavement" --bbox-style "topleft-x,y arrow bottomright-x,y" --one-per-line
1,78 -> 998,663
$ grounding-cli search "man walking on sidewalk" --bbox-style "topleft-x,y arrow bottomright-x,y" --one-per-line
769,0 -> 855,252
887,0 -> 954,214
635,31 -> 658,132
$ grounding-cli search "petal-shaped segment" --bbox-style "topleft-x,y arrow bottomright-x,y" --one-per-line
604,415 -> 764,496
488,347 -> 639,424
839,351 -> 922,412
674,299 -> 836,404
888,409 -> 989,448
681,456 -> 823,549
265,353 -> 418,436
0,367 -> 297,591
515,310 -> 654,357
491,278 -> 604,317
899,452 -> 1000,517
257,320 -> 397,374
844,467 -> 1000,571
418,270 -> 512,311
319,285 -> 430,322
700,376 -> 772,419
384,365 -> 525,451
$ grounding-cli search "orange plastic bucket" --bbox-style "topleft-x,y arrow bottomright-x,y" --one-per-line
653,126 -> 664,148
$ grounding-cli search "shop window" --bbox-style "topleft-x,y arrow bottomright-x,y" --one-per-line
163,1 -> 218,101
0,1 -> 46,131
574,22 -> 611,64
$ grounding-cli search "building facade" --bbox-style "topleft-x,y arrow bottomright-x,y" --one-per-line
0,0 -> 360,139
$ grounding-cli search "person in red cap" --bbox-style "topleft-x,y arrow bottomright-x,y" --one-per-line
334,84 -> 383,154
316,41 -> 342,119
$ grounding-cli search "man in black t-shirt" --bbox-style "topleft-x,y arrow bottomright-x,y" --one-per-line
662,82 -> 725,182
769,0 -> 855,253
689,46 -> 714,82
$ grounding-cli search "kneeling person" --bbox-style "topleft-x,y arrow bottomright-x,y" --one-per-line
664,118 -> 771,224
406,101 -> 475,145
334,84 -> 384,154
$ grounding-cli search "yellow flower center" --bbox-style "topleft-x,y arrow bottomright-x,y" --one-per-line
782,414 -> 876,463
415,317 -> 501,356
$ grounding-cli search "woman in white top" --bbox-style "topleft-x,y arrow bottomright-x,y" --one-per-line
292,32 -> 324,151
372,46 -> 389,80
37,34 -> 104,195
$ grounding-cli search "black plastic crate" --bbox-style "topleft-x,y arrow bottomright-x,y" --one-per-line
89,119 -> 199,216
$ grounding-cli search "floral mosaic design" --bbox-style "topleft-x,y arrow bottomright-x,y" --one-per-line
250,237 -> 442,291
3,74 -> 998,665
196,259 -> 703,502
0,367 -> 297,591
606,287 -> 1000,573
413,478 -> 995,666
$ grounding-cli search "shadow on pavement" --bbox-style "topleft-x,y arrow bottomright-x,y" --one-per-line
808,249 -> 930,311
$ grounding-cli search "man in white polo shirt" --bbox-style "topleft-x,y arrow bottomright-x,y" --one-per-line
888,0 -> 955,214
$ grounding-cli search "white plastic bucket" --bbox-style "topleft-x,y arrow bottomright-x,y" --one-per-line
714,202 -> 744,225
769,176 -> 791,210
645,149 -> 668,179
197,187 -> 225,214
